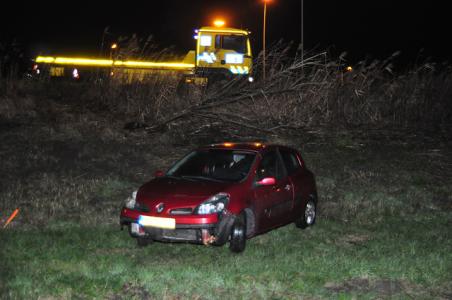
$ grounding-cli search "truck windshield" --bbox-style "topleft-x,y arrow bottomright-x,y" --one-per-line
215,35 -> 247,54
167,149 -> 255,182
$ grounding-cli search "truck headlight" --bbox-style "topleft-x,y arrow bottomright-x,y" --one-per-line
196,193 -> 229,215
125,190 -> 137,209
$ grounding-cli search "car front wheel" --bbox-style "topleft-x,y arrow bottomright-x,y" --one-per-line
295,198 -> 316,229
136,237 -> 153,247
229,214 -> 246,253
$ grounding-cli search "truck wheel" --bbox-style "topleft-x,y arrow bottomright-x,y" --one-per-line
229,214 -> 246,253
295,197 -> 316,229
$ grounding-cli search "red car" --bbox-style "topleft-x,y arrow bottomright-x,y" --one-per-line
120,142 -> 317,253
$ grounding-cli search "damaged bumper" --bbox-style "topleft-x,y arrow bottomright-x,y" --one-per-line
120,208 -> 236,246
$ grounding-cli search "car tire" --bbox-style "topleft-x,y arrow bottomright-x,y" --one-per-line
229,214 -> 246,253
136,237 -> 153,247
295,197 -> 317,229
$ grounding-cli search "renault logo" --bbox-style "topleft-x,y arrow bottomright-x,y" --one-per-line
156,203 -> 165,213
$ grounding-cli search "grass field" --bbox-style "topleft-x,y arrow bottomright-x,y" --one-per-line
1,108 -> 451,299
1,215 -> 451,299
1,59 -> 451,299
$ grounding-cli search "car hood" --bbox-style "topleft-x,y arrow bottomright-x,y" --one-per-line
137,177 -> 234,207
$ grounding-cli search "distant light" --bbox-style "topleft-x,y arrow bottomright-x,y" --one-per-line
223,142 -> 234,147
346,66 -> 353,72
248,76 -> 254,83
254,142 -> 262,147
213,19 -> 225,27
72,68 -> 79,79
111,43 -> 118,49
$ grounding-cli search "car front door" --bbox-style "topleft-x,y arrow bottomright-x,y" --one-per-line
253,149 -> 294,231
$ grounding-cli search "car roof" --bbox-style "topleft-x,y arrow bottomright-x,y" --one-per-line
199,142 -> 290,153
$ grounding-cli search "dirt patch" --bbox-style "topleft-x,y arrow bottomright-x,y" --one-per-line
107,282 -> 153,300
335,234 -> 371,247
325,277 -> 403,297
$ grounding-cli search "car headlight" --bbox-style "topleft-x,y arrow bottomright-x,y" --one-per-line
125,190 -> 137,209
196,193 -> 229,215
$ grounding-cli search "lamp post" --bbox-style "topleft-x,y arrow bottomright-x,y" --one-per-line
263,0 -> 271,81
110,43 -> 118,77
301,0 -> 304,69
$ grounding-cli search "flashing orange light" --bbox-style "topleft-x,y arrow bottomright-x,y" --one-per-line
111,43 -> 118,49
346,66 -> 353,72
254,142 -> 262,147
213,19 -> 225,27
223,142 -> 234,147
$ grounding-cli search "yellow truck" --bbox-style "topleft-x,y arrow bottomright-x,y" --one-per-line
33,23 -> 254,86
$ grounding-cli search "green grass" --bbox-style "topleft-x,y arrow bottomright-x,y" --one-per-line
1,214 -> 451,299
1,77 -> 451,298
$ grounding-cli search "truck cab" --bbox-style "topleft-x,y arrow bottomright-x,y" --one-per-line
184,26 -> 253,80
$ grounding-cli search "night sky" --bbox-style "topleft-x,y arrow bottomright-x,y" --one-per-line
2,1 -> 451,65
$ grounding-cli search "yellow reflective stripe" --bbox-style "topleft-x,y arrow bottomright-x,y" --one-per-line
229,65 -> 249,75
55,57 -> 112,66
230,66 -> 238,74
114,61 -> 194,69
199,28 -> 249,35
36,56 -> 194,70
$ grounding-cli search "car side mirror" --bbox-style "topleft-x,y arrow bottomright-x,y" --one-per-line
154,170 -> 164,177
256,177 -> 276,186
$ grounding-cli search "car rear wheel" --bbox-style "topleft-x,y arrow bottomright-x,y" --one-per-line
295,198 -> 316,229
229,214 -> 246,253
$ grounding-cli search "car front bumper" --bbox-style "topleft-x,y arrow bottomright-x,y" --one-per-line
120,207 -> 236,245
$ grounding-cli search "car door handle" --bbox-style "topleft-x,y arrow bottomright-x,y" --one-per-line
284,184 -> 291,191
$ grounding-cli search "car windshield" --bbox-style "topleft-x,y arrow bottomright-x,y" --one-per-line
167,149 -> 256,182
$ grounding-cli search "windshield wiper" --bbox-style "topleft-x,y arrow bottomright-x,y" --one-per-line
181,175 -> 224,182
163,175 -> 181,179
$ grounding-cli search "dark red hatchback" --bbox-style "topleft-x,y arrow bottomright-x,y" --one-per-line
120,142 -> 317,253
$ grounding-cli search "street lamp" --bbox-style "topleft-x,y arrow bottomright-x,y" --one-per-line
263,0 -> 271,81
110,43 -> 118,60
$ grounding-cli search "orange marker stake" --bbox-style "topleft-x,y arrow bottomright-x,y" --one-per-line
3,208 -> 19,228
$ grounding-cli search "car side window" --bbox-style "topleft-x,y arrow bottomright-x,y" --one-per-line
279,149 -> 301,175
256,151 -> 284,180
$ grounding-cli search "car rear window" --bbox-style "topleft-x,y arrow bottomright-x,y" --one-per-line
279,149 -> 301,175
